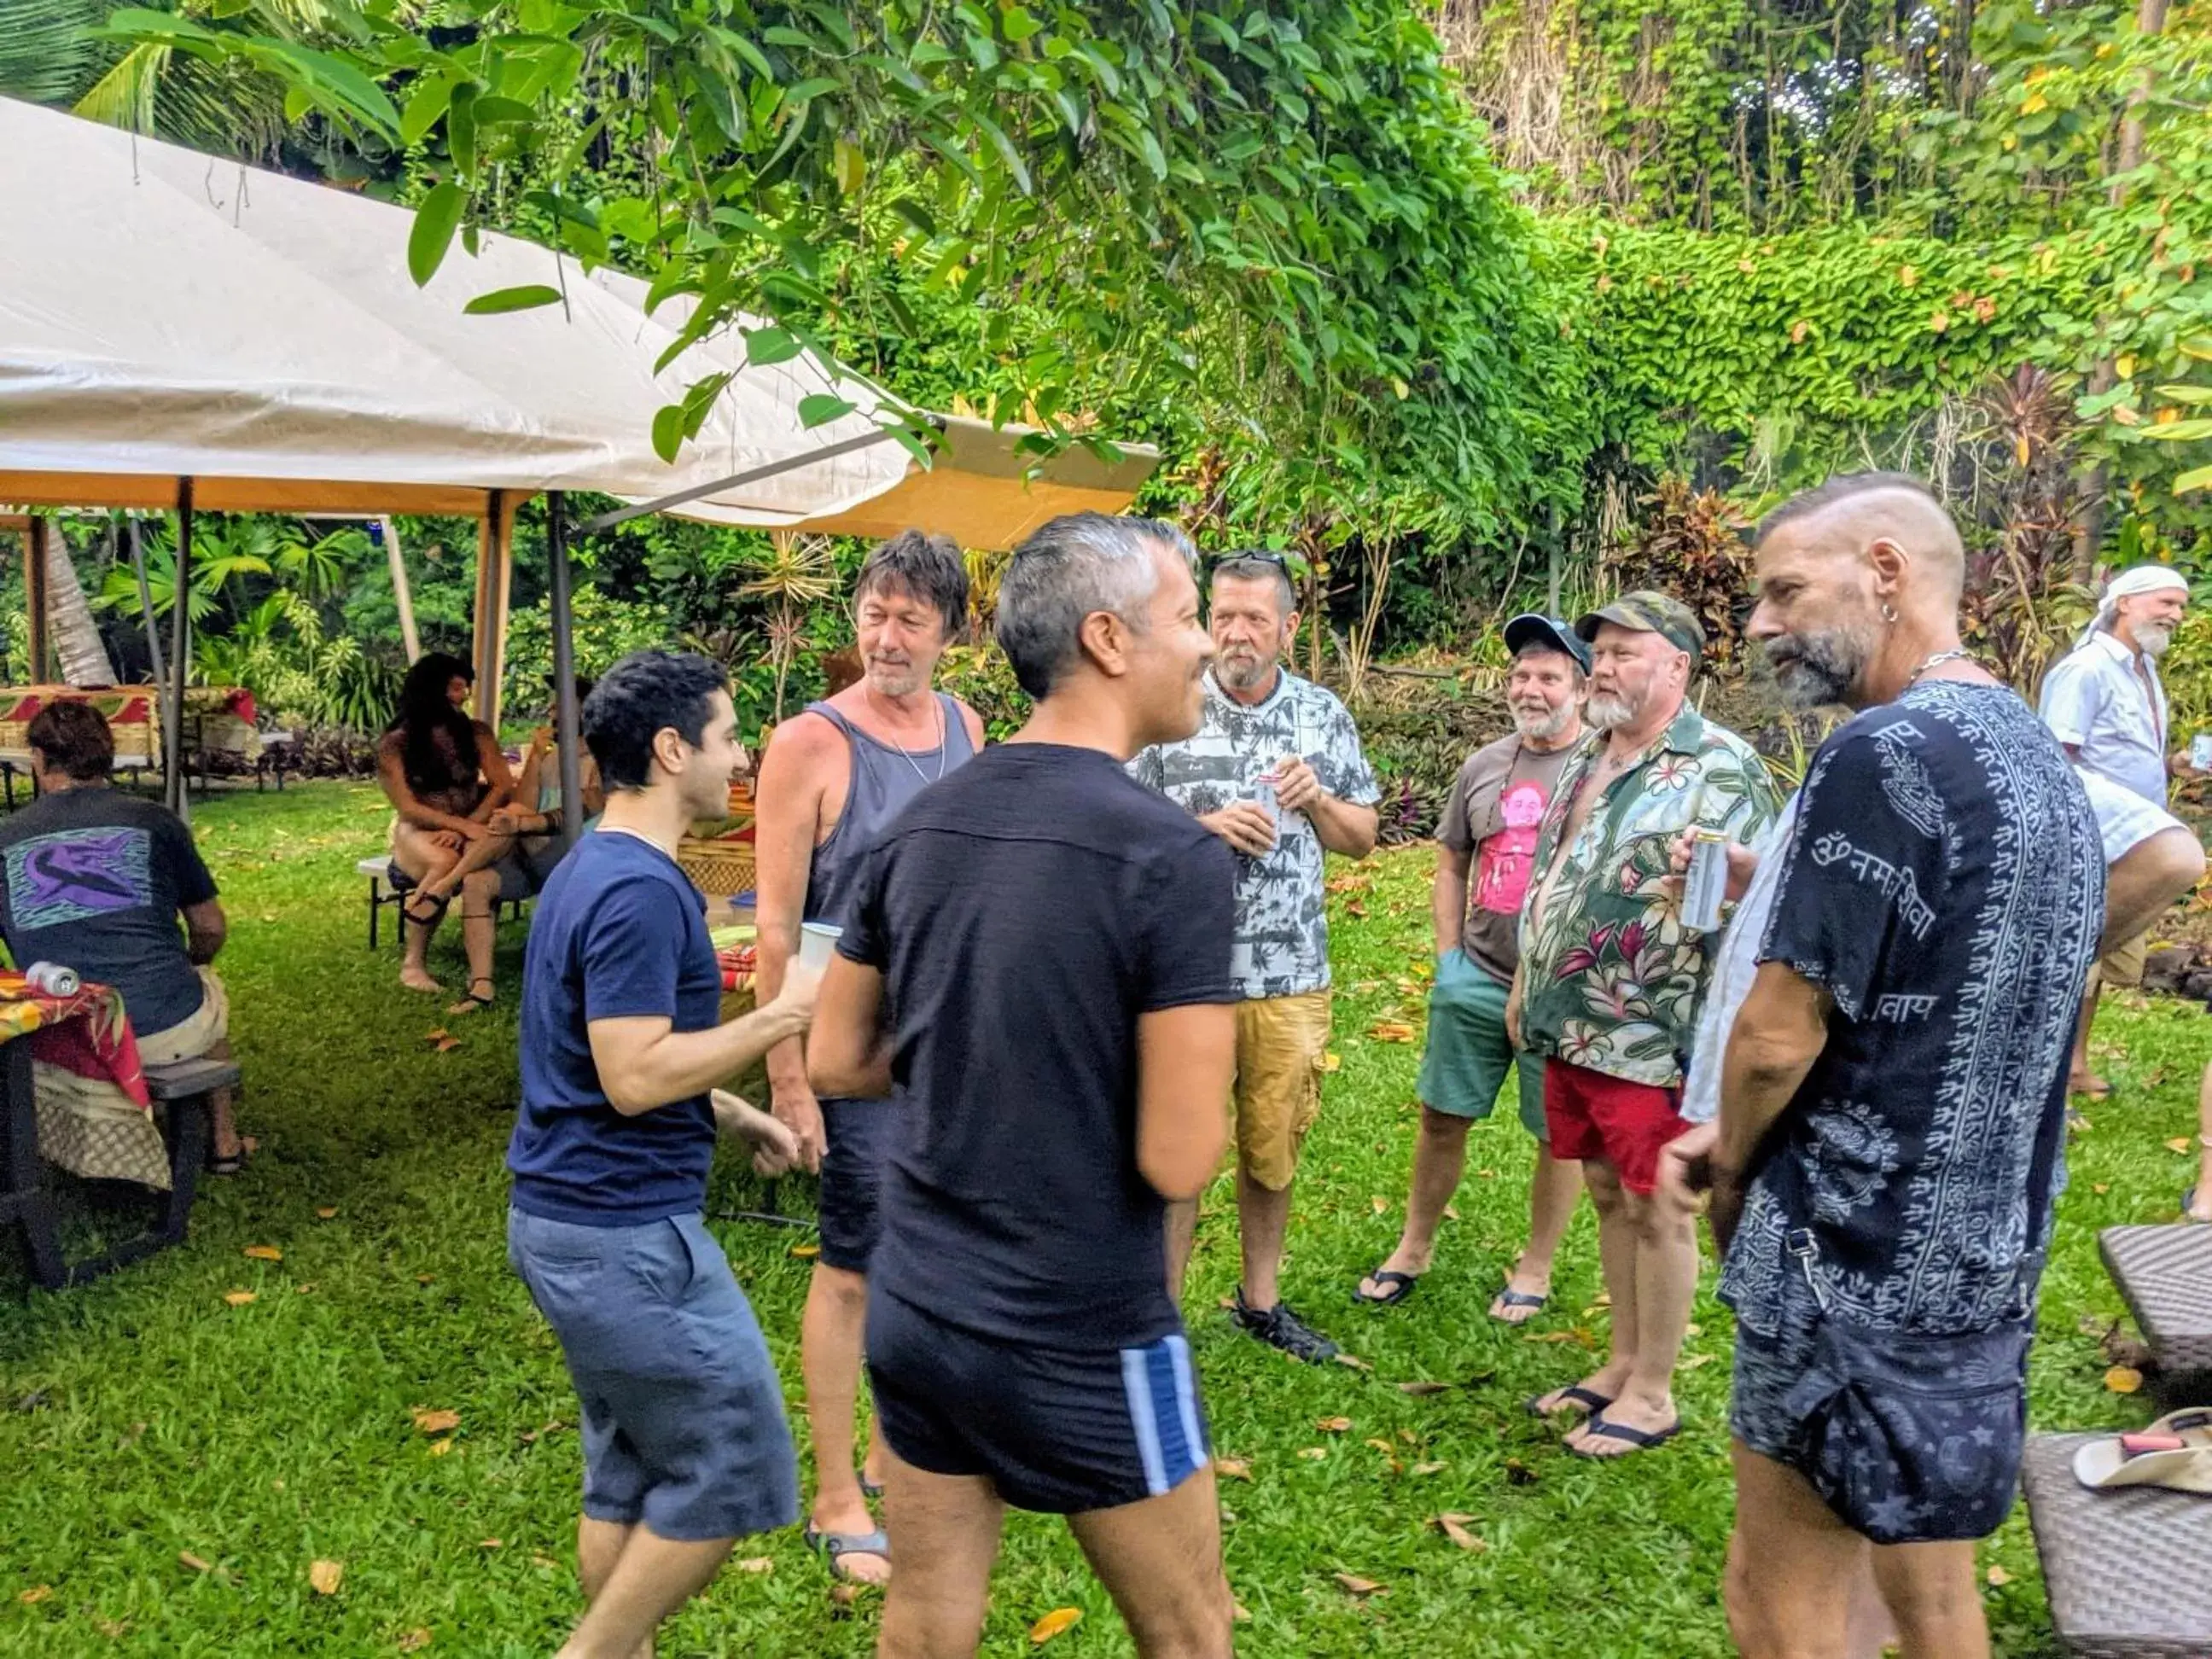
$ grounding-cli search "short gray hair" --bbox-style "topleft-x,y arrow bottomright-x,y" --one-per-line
1209,553 -> 1295,618
996,513 -> 1197,699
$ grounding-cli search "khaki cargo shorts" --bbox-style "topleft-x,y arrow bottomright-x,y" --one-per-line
1229,989 -> 1333,1191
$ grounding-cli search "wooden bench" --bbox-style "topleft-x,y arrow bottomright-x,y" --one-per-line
1,1048 -> 240,1290
2023,1430 -> 2212,1657
2098,1225 -> 2212,1379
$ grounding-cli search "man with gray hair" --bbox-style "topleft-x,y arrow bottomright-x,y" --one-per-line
1132,551 -> 1380,1364
2038,562 -> 2195,1097
810,511 -> 1239,1656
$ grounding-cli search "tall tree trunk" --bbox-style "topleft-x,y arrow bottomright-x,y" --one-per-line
2072,0 -> 2171,580
38,520 -> 117,686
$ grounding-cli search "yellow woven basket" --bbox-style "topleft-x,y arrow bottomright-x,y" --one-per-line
677,838 -> 756,895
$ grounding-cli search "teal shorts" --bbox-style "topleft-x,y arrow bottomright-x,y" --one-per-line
1416,950 -> 1548,1140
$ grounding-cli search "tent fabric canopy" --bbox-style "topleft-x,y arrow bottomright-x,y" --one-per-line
0,96 -> 1156,546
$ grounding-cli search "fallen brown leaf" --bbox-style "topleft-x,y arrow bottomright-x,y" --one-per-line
790,1243 -> 821,1260
1322,1051 -> 1342,1073
1412,1460 -> 1447,1476
1332,1352 -> 1374,1371
222,1290 -> 257,1307
1397,1381 -> 1452,1396
1434,1514 -> 1487,1552
19,1586 -> 51,1604
1297,1447 -> 1329,1461
178,1552 -> 212,1574
2092,1184 -> 2110,1195
1368,1022 -> 1416,1044
1986,1564 -> 2013,1586
411,1407 -> 461,1435
1333,1573 -> 1385,1597
829,1582 -> 859,1606
1317,1416 -> 1353,1433
735,1557 -> 773,1574
93,1617 -> 128,1639
477,1539 -> 502,1551
2106,1365 -> 2144,1394
1370,1196 -> 1388,1214
1441,1204 -> 1460,1221
315,1207 -> 339,1220
1680,1353 -> 1715,1370
243,1245 -> 282,1262
433,1037 -> 461,1054
1345,900 -> 1368,919
1028,1607 -> 1083,1644
530,1554 -> 558,1571
1214,1458 -> 1252,1481
422,1029 -> 449,1044
1232,1602 -> 1254,1624
2166,1138 -> 2194,1155
308,1559 -> 343,1596
397,1631 -> 433,1653
428,1437 -> 455,1457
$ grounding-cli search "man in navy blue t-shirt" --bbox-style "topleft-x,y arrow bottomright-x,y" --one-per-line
812,513 -> 1241,1658
507,650 -> 819,1659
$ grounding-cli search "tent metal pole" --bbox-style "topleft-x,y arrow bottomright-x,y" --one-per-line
126,515 -> 166,692
547,492 -> 584,851
166,480 -> 193,822
23,516 -> 49,685
579,424 -> 909,535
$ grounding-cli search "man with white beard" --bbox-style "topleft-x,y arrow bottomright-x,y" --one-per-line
1511,591 -> 1778,1458
2039,564 -> 2194,1098
1357,616 -> 1591,1321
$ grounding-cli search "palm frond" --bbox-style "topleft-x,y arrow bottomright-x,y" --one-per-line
72,39 -> 167,133
0,0 -> 103,105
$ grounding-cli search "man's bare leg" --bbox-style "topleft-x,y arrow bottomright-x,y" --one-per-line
1533,1157 -> 1636,1417
2069,975 -> 2107,1096
877,1457 -> 1005,1659
1869,1536 -> 1990,1659
2189,1062 -> 2212,1221
1493,1145 -> 1583,1323
1068,1466 -> 1233,1659
1165,1197 -> 1198,1300
800,1262 -> 889,1584
555,1525 -> 734,1659
1236,1165 -> 1295,1310
1567,1186 -> 1693,1451
574,1517 -> 651,1659
1725,1440 -> 1862,1659
1360,1107 -> 1470,1296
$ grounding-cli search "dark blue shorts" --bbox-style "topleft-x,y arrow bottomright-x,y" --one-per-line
507,1208 -> 799,1541
817,1097 -> 897,1272
866,1288 -> 1210,1515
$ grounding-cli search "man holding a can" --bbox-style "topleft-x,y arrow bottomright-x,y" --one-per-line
1512,591 -> 1778,1457
1131,551 -> 1381,1363
751,529 -> 984,1584
1356,614 -> 1590,1321
2036,563 -> 2194,1099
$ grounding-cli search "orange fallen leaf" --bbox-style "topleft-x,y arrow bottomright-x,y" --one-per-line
1986,1564 -> 2013,1586
434,1037 -> 461,1054
1214,1458 -> 1252,1481
222,1290 -> 256,1307
829,1582 -> 859,1606
243,1245 -> 282,1262
1369,1196 -> 1388,1214
1321,1052 -> 1342,1074
422,1029 -> 449,1044
2166,1138 -> 2193,1155
1345,900 -> 1368,919
477,1539 -> 502,1551
397,1632 -> 433,1653
410,1408 -> 461,1435
178,1552 -> 212,1573
1368,1022 -> 1416,1044
428,1437 -> 455,1457
1317,1416 -> 1353,1433
790,1243 -> 820,1259
1412,1460 -> 1447,1476
308,1559 -> 343,1596
1333,1573 -> 1385,1597
2106,1365 -> 2144,1394
19,1586 -> 51,1604
735,1557 -> 774,1574
2092,1184 -> 2110,1195
1029,1607 -> 1082,1643
315,1208 -> 339,1220
530,1554 -> 558,1571
1434,1514 -> 1486,1551
416,1273 -> 435,1285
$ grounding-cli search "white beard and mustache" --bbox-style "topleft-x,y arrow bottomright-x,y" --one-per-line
2136,623 -> 2174,659
1584,691 -> 1638,731
1511,701 -> 1578,742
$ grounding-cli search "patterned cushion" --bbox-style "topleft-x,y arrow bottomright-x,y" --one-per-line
2100,1225 -> 2212,1375
2024,1432 -> 2212,1657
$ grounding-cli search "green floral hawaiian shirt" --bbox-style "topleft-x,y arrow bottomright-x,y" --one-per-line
1516,704 -> 1780,1088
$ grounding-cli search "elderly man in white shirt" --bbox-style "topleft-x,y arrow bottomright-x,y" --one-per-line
2039,564 -> 2197,1097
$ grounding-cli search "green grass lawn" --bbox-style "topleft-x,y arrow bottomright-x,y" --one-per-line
1,782 -> 2203,1656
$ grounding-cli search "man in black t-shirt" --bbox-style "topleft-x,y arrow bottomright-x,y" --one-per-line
812,511 -> 1239,1658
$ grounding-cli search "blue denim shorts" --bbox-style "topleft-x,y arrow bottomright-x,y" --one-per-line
507,1208 -> 799,1541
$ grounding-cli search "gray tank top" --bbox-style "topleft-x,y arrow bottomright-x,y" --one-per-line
803,693 -> 977,928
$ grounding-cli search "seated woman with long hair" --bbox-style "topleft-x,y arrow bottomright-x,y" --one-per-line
376,652 -> 518,1011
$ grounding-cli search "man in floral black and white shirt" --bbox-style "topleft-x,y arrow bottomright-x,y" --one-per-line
1132,552 -> 1379,1362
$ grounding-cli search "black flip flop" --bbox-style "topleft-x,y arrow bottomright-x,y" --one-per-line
446,976 -> 496,1016
1353,1267 -> 1420,1307
1490,1287 -> 1549,1322
400,889 -> 451,929
1568,1412 -> 1680,1458
1526,1383 -> 1614,1419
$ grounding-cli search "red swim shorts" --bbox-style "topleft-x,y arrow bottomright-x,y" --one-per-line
1542,1058 -> 1690,1195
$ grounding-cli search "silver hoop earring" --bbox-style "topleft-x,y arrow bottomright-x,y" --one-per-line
1880,602 -> 1900,624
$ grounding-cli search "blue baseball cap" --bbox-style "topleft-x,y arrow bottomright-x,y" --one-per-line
1503,613 -> 1593,674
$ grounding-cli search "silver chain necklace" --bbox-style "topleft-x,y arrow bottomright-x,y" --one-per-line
883,698 -> 948,785
1907,648 -> 1975,684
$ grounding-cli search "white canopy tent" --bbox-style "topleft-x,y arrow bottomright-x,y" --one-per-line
0,96 -> 1156,824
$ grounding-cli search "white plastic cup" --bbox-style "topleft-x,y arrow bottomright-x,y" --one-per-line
797,922 -> 842,972
2192,734 -> 2212,771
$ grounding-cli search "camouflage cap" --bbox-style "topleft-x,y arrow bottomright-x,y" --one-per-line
1574,590 -> 1704,660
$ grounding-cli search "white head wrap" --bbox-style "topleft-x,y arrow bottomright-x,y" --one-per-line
2079,564 -> 2190,646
